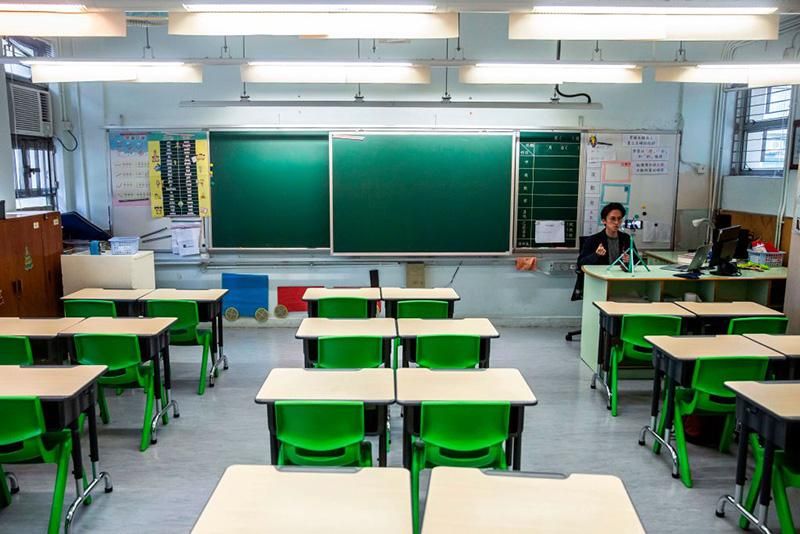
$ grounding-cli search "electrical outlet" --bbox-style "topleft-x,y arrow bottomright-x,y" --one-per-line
695,164 -> 707,174
61,120 -> 73,130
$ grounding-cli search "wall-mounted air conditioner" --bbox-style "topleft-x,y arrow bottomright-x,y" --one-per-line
8,81 -> 53,138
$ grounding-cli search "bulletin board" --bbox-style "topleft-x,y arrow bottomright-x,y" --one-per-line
580,131 -> 681,249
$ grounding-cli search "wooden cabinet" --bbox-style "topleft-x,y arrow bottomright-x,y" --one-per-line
0,212 -> 63,317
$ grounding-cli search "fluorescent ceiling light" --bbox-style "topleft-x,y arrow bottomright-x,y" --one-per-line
180,99 -> 603,110
509,13 -> 779,41
0,3 -> 85,12
531,6 -> 778,15
183,3 -> 437,12
460,63 -> 642,84
26,61 -> 203,83
243,62 -> 430,83
0,11 -> 126,36
169,11 -> 457,38
655,63 -> 800,87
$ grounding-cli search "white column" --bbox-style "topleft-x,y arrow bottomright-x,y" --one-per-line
0,77 -> 16,212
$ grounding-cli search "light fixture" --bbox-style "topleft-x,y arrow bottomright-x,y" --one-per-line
0,11 -> 126,36
459,63 -> 642,84
183,3 -> 437,12
655,63 -> 800,87
0,3 -> 85,12
168,11 -> 457,38
509,11 -> 779,41
531,6 -> 777,15
179,99 -> 603,109
242,62 -> 431,84
25,61 -> 203,83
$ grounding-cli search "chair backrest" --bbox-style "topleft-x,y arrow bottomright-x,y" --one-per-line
317,336 -> 384,369
727,316 -> 788,335
620,314 -> 683,349
275,401 -> 365,451
0,335 -> 33,365
0,397 -> 47,460
420,402 -> 510,451
64,299 -> 117,318
316,297 -> 369,319
692,356 -> 770,398
416,335 -> 480,369
397,300 -> 449,319
146,299 -> 200,342
73,334 -> 142,371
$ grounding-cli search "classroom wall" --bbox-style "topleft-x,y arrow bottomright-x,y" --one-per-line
0,80 -> 14,211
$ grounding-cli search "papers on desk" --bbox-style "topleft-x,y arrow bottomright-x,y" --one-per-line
534,220 -> 565,243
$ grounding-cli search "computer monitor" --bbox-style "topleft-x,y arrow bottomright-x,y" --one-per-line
710,225 -> 741,276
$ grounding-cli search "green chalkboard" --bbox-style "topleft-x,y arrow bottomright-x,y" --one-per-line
516,131 -> 581,249
331,134 -> 513,254
209,131 -> 330,248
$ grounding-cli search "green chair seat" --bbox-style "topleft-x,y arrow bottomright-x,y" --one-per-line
316,297 -> 369,319
727,316 -> 788,335
0,336 -> 34,365
64,299 -> 117,318
394,299 -> 450,369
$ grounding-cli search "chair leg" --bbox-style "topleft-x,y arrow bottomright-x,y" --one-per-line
718,414 -> 735,453
392,338 -> 399,370
740,434 -> 764,530
198,339 -> 210,396
160,381 -> 169,426
97,386 -> 110,425
610,349 -> 619,417
140,374 -> 156,452
49,442 -> 71,534
0,465 -> 11,508
673,403 -> 693,488
653,383 -> 668,455
411,448 -> 421,534
772,468 -> 796,534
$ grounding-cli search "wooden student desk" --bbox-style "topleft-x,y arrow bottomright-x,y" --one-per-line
0,365 -> 112,531
140,289 -> 229,386
745,334 -> 800,379
255,368 -> 395,467
0,317 -> 84,363
295,318 -> 397,368
639,335 -> 784,483
301,288 -> 382,318
61,288 -> 155,317
192,465 -> 412,534
579,264 -> 787,369
717,382 -> 800,533
395,368 -> 536,471
591,302 -> 695,408
59,317 -> 178,445
381,287 -> 460,318
396,318 -> 499,368
422,467 -> 644,534
675,301 -> 784,333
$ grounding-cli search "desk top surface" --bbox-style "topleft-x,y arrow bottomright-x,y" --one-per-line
61,288 -> 154,301
645,335 -> 784,361
725,381 -> 800,421
744,335 -> 800,358
0,365 -> 106,399
295,318 -> 397,339
395,368 -> 536,405
59,317 -> 176,336
302,288 -> 381,301
192,465 -> 412,534
397,318 -> 499,338
255,368 -> 395,404
422,467 -> 644,534
594,301 -> 695,317
381,287 -> 460,301
139,288 -> 228,302
582,265 -> 788,281
0,317 -> 85,338
675,301 -> 783,317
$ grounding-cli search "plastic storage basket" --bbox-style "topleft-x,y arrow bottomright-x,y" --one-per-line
108,236 -> 140,255
747,249 -> 785,267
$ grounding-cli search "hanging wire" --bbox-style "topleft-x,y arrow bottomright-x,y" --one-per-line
591,40 -> 603,61
142,26 -> 154,58
552,40 -> 591,104
372,39 -> 376,54
442,39 -> 451,101
55,130 -> 78,152
456,13 -> 462,53
240,36 -> 249,100
220,36 -> 232,59
675,41 -> 687,62
355,39 -> 363,101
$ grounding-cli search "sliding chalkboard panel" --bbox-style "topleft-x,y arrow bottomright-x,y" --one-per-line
209,131 -> 330,248
515,131 -> 581,249
331,133 -> 513,255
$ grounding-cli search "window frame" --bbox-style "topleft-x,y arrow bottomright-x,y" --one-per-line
730,85 -> 793,177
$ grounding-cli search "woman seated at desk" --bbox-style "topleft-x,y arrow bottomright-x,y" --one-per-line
578,202 -> 631,268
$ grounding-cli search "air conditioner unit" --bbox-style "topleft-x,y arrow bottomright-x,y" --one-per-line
8,82 -> 53,138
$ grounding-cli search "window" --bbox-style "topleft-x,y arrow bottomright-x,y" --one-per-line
731,85 -> 793,176
12,137 -> 58,209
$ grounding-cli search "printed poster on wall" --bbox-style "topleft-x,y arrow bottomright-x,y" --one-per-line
148,132 -> 211,218
109,132 -> 150,206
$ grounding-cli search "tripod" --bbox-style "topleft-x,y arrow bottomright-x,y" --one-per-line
607,229 -> 650,273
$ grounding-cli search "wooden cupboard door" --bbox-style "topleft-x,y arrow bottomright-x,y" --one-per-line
0,220 -> 19,316
9,215 -> 49,317
41,212 -> 63,315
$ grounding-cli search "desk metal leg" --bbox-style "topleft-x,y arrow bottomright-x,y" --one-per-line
150,347 -> 180,444
377,405 -> 388,467
209,308 -> 229,386
639,372 -> 679,479
479,338 -> 491,369
402,407 -> 415,470
267,404 -> 279,465
591,325 -> 612,409
512,408 -> 524,471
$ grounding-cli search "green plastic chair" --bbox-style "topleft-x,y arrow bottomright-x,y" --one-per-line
0,336 -> 33,365
670,357 -> 769,488
740,434 -> 800,533
416,334 -> 480,369
317,336 -> 384,369
609,315 -> 682,416
316,297 -> 368,319
394,299 -> 450,369
726,316 -> 788,335
275,401 -> 372,467
146,300 -> 213,395
411,402 -> 510,530
64,299 -> 117,318
0,397 -> 73,534
74,334 -> 160,452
